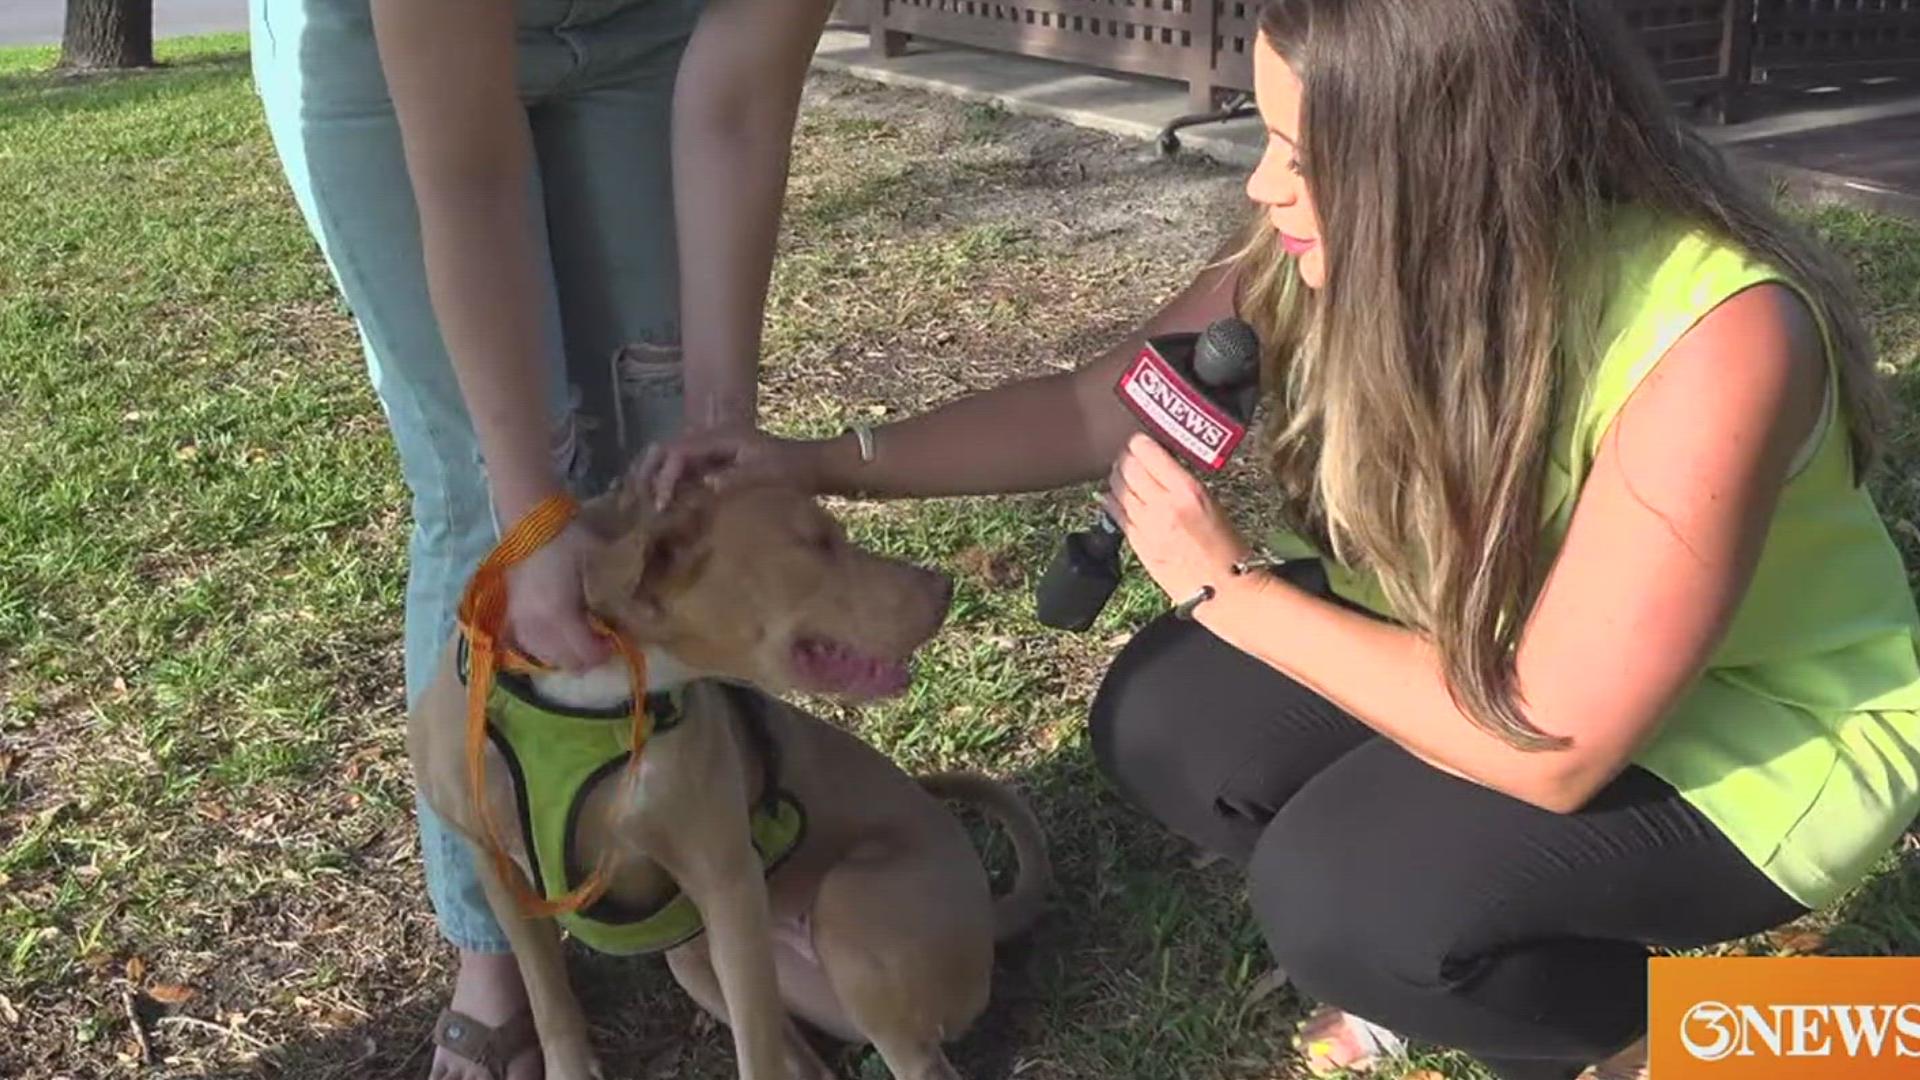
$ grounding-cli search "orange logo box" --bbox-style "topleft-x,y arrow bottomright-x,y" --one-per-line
1650,956 -> 1920,1078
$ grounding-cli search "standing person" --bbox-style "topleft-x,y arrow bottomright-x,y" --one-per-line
248,0 -> 835,1075
645,2 -> 1920,1077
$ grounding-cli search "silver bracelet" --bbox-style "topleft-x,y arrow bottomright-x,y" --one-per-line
1173,584 -> 1216,620
1231,552 -> 1292,576
1177,551 -> 1291,619
845,422 -> 876,464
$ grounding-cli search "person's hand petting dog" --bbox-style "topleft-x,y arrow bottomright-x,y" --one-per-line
1101,432 -> 1257,612
638,426 -> 825,510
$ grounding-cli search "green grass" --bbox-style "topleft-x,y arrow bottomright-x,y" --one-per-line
2,34 -> 1916,1080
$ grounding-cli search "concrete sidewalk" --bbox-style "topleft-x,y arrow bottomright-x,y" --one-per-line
812,27 -> 1920,221
0,0 -> 246,48
1718,107 -> 1920,222
8,13 -> 1908,220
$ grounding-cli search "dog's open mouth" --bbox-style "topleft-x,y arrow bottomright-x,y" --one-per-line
791,637 -> 913,699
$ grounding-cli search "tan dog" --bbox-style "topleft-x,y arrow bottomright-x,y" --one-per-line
406,467 -> 1052,1080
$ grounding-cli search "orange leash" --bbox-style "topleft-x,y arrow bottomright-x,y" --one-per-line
454,493 -> 652,918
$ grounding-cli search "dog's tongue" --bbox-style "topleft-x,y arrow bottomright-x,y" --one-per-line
793,638 -> 911,698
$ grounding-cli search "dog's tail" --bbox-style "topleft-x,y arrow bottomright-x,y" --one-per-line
916,771 -> 1054,943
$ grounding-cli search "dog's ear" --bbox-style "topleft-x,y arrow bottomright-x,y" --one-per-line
581,482 -> 716,632
638,495 -> 715,595
578,454 -> 713,542
575,463 -> 654,542
575,489 -> 632,543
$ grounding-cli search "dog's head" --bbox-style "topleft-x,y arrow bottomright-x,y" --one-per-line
577,469 -> 954,702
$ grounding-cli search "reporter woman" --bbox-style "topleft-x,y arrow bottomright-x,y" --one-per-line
644,2 -> 1920,1077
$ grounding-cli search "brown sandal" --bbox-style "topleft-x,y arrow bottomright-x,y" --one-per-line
432,1008 -> 538,1080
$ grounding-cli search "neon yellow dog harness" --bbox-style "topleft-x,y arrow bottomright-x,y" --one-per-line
457,639 -> 807,956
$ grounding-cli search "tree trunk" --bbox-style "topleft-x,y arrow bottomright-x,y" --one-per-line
59,0 -> 155,71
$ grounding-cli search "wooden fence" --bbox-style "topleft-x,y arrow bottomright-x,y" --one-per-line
828,0 -> 1920,125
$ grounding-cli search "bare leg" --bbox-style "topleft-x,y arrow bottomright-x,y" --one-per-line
475,866 -> 602,1080
433,952 -> 542,1080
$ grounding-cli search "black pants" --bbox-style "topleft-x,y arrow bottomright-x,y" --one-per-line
1088,573 -> 1805,1080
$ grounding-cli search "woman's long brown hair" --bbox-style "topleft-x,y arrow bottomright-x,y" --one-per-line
1238,0 -> 1885,749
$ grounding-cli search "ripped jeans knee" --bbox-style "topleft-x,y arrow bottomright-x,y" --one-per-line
553,340 -> 687,498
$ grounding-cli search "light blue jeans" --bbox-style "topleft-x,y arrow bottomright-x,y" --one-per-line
250,0 -> 703,952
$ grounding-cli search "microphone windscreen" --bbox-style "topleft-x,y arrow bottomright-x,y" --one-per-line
1193,317 -> 1261,389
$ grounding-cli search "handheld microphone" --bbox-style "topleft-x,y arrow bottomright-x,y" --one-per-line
1034,316 -> 1262,631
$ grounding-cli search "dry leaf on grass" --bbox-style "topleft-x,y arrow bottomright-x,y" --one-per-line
146,983 -> 196,1005
125,956 -> 147,983
1242,967 -> 1290,1009
1771,928 -> 1827,955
